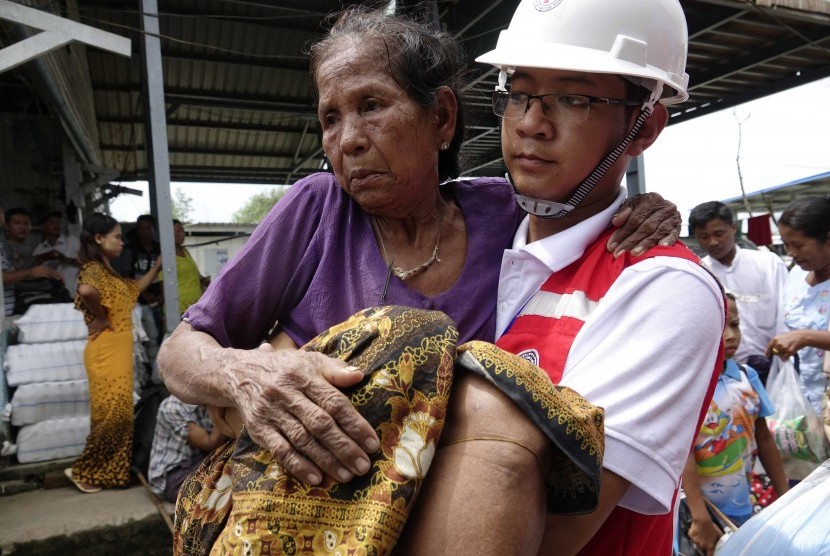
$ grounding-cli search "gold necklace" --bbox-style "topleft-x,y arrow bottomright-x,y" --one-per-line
373,200 -> 447,282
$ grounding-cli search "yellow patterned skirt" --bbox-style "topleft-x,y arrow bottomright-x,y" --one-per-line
174,306 -> 604,556
73,329 -> 134,488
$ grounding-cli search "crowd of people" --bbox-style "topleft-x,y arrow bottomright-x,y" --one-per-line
152,1 -> 824,555
2,1 -> 828,555
0,203 -> 216,500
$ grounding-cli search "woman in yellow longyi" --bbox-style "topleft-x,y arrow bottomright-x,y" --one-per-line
66,213 -> 162,493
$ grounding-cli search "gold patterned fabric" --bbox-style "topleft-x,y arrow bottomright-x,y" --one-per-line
454,341 -> 604,513
174,306 -> 604,556
74,261 -> 139,332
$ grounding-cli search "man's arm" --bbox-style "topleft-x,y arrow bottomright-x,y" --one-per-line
2,265 -> 62,286
563,261 -> 724,514
537,470 -> 631,555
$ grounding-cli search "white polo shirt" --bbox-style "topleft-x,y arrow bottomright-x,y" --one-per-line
32,234 -> 81,296
497,188 -> 725,515
702,246 -> 787,363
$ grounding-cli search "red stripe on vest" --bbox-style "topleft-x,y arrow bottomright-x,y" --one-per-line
496,228 -> 701,383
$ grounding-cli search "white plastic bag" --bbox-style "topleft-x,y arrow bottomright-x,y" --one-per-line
765,357 -> 826,480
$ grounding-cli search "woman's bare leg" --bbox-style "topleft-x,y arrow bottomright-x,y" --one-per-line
396,373 -> 552,555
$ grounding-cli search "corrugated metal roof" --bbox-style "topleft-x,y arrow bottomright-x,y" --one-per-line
3,0 -> 829,186
722,170 -> 830,215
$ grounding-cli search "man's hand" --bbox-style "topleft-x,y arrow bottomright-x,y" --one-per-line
30,265 -> 63,281
221,346 -> 378,486
608,192 -> 681,257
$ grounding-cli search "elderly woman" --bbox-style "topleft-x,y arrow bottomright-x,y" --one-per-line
158,8 -> 679,555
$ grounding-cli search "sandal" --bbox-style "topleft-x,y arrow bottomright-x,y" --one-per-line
64,467 -> 101,493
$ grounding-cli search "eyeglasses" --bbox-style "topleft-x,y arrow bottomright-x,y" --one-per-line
492,91 -> 642,124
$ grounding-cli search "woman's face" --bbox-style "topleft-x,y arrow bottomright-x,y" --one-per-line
316,41 -> 447,217
96,224 -> 124,260
779,224 -> 830,274
174,222 -> 185,246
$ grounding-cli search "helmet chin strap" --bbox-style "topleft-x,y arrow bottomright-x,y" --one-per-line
500,69 -> 663,219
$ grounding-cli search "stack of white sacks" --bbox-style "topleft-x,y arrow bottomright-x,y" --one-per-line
2,303 -> 148,463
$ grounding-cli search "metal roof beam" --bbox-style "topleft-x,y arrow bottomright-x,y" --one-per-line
687,0 -> 830,25
670,60 -> 830,124
92,83 -> 316,113
101,143 -> 308,159
685,5 -> 748,38
97,115 -> 313,134
0,0 -> 130,72
155,48 -> 310,72
689,31 -> 830,89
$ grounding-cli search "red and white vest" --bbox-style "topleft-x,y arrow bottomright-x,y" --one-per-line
496,228 -> 724,556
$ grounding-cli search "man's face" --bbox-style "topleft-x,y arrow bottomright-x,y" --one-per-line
41,216 -> 62,238
137,219 -> 155,243
500,68 -> 634,207
5,214 -> 31,243
693,218 -> 736,262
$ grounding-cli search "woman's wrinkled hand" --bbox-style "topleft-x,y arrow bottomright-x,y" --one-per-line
224,346 -> 378,486
608,192 -> 681,257
87,316 -> 112,340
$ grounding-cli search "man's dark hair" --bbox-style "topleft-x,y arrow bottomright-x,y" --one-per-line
39,210 -> 63,224
5,207 -> 31,222
137,214 -> 157,228
688,201 -> 734,234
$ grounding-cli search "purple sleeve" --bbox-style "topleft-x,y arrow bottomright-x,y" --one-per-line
184,174 -> 335,348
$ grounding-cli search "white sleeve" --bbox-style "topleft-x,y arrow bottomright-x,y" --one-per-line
772,255 -> 789,336
560,257 -> 724,515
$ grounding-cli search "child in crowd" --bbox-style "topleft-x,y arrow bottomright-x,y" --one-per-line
682,293 -> 789,554
148,396 -> 228,503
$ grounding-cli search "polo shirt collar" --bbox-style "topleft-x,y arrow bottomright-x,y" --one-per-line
513,187 -> 627,273
722,358 -> 742,379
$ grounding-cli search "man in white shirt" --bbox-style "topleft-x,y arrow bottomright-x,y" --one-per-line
32,211 -> 81,296
690,201 -> 788,383
477,0 -> 726,553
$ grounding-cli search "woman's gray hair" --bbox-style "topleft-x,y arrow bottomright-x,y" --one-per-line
309,7 -> 467,182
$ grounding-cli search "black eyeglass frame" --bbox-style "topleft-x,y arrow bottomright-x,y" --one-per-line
492,90 -> 643,121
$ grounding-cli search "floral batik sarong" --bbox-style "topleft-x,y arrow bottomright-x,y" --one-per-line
174,306 -> 604,556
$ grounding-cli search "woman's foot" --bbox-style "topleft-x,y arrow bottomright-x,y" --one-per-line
64,467 -> 102,493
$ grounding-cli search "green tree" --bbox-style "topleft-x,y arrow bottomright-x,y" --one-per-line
232,187 -> 288,223
172,187 -> 194,222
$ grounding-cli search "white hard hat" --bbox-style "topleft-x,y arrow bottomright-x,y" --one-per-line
476,0 -> 689,104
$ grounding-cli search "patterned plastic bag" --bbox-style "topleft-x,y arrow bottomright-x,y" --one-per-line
765,357 -> 826,480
